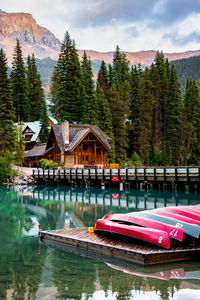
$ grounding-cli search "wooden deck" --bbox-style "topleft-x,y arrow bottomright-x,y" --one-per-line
39,228 -> 200,265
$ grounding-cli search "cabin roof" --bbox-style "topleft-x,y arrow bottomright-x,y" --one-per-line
14,116 -> 58,143
48,116 -> 58,124
51,123 -> 111,152
67,128 -> 90,151
23,121 -> 41,142
25,122 -> 112,158
24,144 -> 53,157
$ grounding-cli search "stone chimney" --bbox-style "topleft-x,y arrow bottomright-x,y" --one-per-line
62,121 -> 69,144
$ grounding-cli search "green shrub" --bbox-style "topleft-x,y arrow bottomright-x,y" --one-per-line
130,152 -> 143,167
0,151 -> 15,184
40,158 -> 59,169
40,158 -> 50,170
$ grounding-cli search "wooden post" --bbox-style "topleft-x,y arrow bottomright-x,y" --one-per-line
101,148 -> 103,164
81,144 -> 83,164
94,142 -> 96,164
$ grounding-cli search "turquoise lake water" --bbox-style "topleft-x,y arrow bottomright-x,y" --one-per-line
0,185 -> 200,300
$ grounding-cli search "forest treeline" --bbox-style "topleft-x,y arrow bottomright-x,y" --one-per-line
172,55 -> 200,93
0,40 -> 49,182
1,32 -> 200,169
50,32 -> 200,166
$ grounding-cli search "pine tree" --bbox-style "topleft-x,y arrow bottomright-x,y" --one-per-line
95,82 -> 115,162
10,40 -> 30,122
98,60 -> 109,94
150,52 -> 169,163
166,64 -> 182,165
39,99 -> 50,143
128,65 -> 143,157
137,73 -> 154,165
27,54 -> 45,121
108,64 -> 113,88
110,85 -> 127,164
49,67 -> 59,119
180,78 -> 200,165
112,45 -> 130,91
51,32 -> 82,123
81,51 -> 96,124
0,49 -> 16,152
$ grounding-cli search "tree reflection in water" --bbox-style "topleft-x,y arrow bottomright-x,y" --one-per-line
0,185 -> 199,300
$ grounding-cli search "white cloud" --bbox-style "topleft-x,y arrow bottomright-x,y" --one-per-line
1,0 -> 200,52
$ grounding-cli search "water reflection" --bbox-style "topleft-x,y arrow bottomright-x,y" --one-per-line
0,185 -> 200,299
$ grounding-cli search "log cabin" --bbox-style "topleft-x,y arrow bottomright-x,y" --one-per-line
24,121 -> 112,168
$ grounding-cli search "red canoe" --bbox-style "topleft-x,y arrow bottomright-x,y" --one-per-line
103,213 -> 184,241
156,207 -> 200,222
94,219 -> 171,249
107,263 -> 185,280
151,208 -> 200,226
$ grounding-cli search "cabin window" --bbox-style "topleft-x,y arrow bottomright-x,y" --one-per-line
24,134 -> 32,141
83,144 -> 88,151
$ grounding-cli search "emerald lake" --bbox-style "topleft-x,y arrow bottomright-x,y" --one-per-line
0,185 -> 200,300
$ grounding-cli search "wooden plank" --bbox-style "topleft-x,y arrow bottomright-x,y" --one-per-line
39,228 -> 200,266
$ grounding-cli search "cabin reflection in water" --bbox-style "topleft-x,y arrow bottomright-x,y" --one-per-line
16,186 -> 199,228
1,186 -> 200,300
28,186 -> 199,209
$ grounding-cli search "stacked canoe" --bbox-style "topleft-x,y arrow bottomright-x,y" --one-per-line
93,205 -> 200,249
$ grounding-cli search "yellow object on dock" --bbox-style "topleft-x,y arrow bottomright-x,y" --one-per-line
88,227 -> 94,233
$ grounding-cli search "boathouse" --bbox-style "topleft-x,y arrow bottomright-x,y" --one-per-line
24,121 -> 112,168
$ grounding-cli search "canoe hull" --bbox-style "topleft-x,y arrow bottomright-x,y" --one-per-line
94,219 -> 171,249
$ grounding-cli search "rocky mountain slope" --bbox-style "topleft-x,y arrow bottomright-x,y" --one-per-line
0,9 -> 61,62
1,10 -> 200,66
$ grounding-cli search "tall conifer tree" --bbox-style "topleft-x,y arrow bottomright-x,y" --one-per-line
27,54 -> 45,121
0,49 -> 15,152
97,60 -> 109,98
39,99 -> 50,143
166,65 -> 182,165
95,82 -> 115,162
51,32 -> 82,123
128,65 -> 142,157
180,79 -> 200,164
81,51 -> 96,124
110,85 -> 127,164
137,73 -> 154,165
10,40 -> 30,122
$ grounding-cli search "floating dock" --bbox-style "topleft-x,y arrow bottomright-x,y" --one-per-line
39,228 -> 200,265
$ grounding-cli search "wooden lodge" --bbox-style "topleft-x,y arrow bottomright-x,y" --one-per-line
24,121 -> 112,168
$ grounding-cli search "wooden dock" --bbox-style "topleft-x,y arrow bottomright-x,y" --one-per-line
39,228 -> 200,265
33,167 -> 200,191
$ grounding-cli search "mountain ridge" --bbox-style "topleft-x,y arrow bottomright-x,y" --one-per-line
1,10 -> 200,66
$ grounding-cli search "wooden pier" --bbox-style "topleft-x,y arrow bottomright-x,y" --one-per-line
39,228 -> 200,265
33,167 -> 200,191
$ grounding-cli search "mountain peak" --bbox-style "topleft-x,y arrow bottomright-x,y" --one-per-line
0,11 -> 61,62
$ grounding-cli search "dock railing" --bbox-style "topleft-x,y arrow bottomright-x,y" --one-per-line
33,167 -> 200,183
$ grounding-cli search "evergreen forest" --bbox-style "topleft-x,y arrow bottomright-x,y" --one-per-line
1,33 -> 200,174
50,32 -> 200,166
0,40 -> 49,183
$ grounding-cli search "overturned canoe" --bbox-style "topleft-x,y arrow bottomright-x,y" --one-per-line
151,209 -> 200,227
158,207 -> 200,222
134,211 -> 200,239
94,218 -> 171,249
102,213 -> 184,242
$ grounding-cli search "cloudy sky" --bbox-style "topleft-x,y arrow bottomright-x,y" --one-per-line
2,0 -> 200,53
